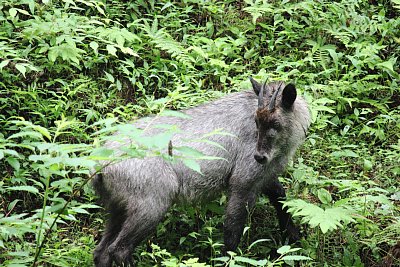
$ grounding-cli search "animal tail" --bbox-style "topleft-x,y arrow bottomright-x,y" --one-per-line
92,173 -> 111,206
92,173 -> 103,194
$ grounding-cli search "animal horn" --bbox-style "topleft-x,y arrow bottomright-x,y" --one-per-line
258,79 -> 268,109
268,81 -> 283,111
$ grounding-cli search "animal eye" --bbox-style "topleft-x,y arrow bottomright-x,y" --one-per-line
272,121 -> 281,130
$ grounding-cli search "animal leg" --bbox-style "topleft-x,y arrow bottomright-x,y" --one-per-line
224,191 -> 256,252
94,204 -> 126,267
107,196 -> 171,266
262,179 -> 300,243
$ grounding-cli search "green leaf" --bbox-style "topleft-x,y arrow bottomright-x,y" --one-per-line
285,199 -> 355,234
234,256 -> 265,266
314,208 -> 353,233
317,188 -> 332,204
3,149 -> 21,158
104,71 -> 115,83
393,0 -> 400,9
8,131 -> 44,140
209,58 -> 229,69
312,105 -> 336,114
9,8 -> 18,18
151,124 -> 180,130
8,186 -> 39,194
16,8 -> 30,16
376,60 -> 394,72
363,159 -> 373,171
32,125 -> 51,141
195,139 -> 226,151
115,34 -> 125,47
293,169 -> 306,180
0,60 -> 10,69
106,45 -> 117,56
160,109 -> 191,119
89,147 -> 115,160
48,48 -> 58,62
277,245 -> 291,255
248,238 -> 270,250
182,159 -> 202,174
7,199 -> 20,211
330,149 -> 359,158
175,146 -> 205,157
90,41 -> 99,53
48,43 -> 84,64
212,256 -> 230,262
282,255 -> 311,261
27,0 -> 35,14
140,132 -> 174,149
119,46 -> 139,56
6,157 -> 20,171
71,207 -> 90,214
15,64 -> 26,77
77,203 -> 100,209
63,157 -> 97,168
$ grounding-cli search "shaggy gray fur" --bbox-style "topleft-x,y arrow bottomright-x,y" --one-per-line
93,79 -> 311,267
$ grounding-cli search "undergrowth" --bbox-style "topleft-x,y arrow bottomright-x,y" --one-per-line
0,0 -> 399,266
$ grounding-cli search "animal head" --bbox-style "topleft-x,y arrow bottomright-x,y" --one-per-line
250,77 -> 310,164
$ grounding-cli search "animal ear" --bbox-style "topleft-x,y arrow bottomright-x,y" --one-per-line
281,84 -> 297,109
249,77 -> 262,95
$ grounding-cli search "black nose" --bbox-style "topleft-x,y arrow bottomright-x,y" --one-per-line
254,153 -> 267,164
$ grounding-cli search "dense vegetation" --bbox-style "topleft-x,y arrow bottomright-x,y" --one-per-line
1,0 -> 399,266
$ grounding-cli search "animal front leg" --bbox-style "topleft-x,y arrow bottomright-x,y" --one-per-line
223,191 -> 256,252
262,179 -> 300,243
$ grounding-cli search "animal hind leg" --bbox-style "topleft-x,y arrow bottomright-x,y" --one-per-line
262,179 -> 300,243
107,196 -> 171,266
94,204 -> 126,267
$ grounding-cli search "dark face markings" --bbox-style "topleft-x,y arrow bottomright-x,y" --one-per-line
255,110 -> 282,133
253,81 -> 293,164
254,109 -> 283,161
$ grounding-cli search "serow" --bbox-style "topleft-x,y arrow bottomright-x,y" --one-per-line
93,78 -> 311,267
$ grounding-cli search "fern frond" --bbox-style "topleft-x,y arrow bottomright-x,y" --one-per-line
243,0 -> 274,24
142,21 -> 194,69
284,199 -> 355,234
93,27 -> 141,46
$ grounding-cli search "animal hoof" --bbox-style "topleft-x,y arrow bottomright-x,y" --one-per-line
109,245 -> 134,266
94,245 -> 112,267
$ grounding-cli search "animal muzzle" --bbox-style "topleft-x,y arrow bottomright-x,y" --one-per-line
254,151 -> 268,164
